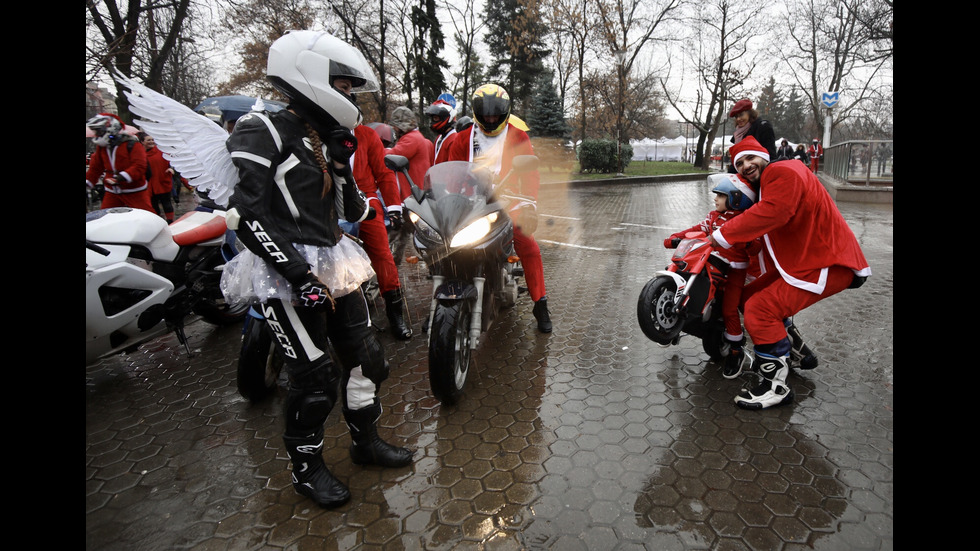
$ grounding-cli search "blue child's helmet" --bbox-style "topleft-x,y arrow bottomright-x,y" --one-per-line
708,173 -> 757,211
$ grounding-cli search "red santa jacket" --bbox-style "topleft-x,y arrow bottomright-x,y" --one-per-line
353,124 -> 402,211
712,160 -> 871,294
386,128 -> 434,201
85,138 -> 148,194
144,145 -> 173,195
435,123 -> 539,199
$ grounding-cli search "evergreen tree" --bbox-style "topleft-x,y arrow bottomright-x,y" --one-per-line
527,71 -> 570,139
756,76 -> 783,133
408,0 -> 448,110
781,88 -> 809,143
483,0 -> 551,114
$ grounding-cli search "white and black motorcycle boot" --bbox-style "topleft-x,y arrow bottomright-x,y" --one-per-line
786,322 -> 818,369
282,430 -> 351,508
734,353 -> 794,410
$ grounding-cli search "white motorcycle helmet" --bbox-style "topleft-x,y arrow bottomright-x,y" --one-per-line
708,173 -> 757,211
266,30 -> 379,130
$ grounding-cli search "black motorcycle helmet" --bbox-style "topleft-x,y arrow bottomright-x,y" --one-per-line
471,84 -> 511,136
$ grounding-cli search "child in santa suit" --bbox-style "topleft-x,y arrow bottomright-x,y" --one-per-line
665,173 -> 758,379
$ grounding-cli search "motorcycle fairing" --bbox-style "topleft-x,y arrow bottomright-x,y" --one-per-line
87,208 -> 181,262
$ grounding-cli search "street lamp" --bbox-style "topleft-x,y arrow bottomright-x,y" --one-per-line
614,49 -> 628,176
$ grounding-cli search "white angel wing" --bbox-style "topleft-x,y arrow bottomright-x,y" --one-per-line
113,71 -> 239,207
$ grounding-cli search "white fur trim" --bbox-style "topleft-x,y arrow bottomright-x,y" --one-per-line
734,149 -> 769,164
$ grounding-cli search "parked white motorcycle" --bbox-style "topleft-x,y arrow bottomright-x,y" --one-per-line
85,206 -> 248,365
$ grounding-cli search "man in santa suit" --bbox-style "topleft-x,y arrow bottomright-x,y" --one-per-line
710,136 -> 871,409
332,75 -> 414,340
806,139 -> 824,173
435,83 -> 552,333
86,113 -> 154,213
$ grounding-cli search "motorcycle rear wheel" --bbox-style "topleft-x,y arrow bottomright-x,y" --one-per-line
700,319 -> 730,361
428,300 -> 473,405
637,277 -> 684,345
237,316 -> 284,402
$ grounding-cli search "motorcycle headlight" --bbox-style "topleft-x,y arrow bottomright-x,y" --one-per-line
409,211 -> 440,242
450,213 -> 498,248
672,238 -> 706,260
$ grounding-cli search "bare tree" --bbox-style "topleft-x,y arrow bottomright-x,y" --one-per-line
329,0 -> 395,120
87,0 -> 192,119
220,0 -> 318,98
778,0 -> 892,140
594,0 -> 683,164
441,0 -> 486,116
659,0 -> 766,168
544,0 -> 601,143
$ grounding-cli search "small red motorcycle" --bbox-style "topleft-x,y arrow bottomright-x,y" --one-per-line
636,231 -> 730,360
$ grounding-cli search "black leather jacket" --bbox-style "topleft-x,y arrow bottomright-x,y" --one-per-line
227,109 -> 369,283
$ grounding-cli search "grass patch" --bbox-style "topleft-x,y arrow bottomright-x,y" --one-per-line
539,160 -> 712,182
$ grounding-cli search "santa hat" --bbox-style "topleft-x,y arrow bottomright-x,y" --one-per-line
729,136 -> 770,164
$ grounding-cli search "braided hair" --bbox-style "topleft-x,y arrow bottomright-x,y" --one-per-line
305,122 -> 333,197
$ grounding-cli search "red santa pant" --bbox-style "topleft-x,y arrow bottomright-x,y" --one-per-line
513,226 -> 546,302
722,268 -> 747,340
356,200 -> 401,294
102,189 -> 155,213
740,265 -> 855,345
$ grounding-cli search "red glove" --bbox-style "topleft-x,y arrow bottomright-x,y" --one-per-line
664,237 -> 680,248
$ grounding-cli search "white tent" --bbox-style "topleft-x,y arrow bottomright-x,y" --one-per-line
630,136 -> 685,161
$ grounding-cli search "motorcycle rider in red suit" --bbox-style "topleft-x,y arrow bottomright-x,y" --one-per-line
710,136 -> 871,410
333,75 -> 413,340
425,97 -> 457,162
220,31 -> 413,509
86,113 -> 155,213
435,84 -> 553,333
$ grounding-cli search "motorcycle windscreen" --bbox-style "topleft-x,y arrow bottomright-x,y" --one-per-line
422,161 -> 495,200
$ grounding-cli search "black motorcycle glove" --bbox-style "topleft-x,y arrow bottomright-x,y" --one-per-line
326,128 -> 358,166
293,272 -> 335,311
388,210 -> 403,231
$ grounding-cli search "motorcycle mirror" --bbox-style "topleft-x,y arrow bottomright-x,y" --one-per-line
384,154 -> 426,204
495,155 -> 540,194
511,155 -> 539,172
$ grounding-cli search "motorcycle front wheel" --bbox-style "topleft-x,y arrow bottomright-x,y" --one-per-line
636,277 -> 684,345
237,316 -> 284,402
428,300 -> 473,405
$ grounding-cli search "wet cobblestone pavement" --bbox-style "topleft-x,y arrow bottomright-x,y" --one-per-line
86,178 -> 893,550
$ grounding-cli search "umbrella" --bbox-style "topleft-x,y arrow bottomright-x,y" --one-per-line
193,95 -> 287,123
85,123 -> 140,138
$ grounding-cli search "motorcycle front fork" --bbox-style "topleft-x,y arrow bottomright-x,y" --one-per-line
424,274 -> 485,351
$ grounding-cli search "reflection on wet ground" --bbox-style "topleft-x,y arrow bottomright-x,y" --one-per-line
86,179 -> 893,549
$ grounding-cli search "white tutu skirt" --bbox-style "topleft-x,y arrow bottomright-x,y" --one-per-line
220,235 -> 375,305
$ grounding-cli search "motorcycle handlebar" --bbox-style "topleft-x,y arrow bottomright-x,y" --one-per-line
86,239 -> 111,257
